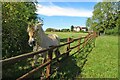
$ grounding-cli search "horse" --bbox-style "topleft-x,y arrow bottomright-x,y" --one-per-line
27,22 -> 60,67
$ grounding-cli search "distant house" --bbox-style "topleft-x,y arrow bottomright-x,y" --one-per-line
73,26 -> 88,32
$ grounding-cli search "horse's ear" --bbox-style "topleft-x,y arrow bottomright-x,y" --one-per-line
27,22 -> 31,32
34,25 -> 38,31
27,26 -> 30,32
37,22 -> 43,26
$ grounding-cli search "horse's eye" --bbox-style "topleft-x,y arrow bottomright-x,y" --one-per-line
32,34 -> 35,37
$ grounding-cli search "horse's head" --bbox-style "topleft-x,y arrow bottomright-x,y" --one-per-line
27,22 -> 43,47
27,23 -> 36,47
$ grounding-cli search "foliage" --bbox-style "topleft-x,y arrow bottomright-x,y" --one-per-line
71,25 -> 74,31
60,29 -> 70,32
2,2 -> 37,59
46,28 -> 70,32
2,2 -> 38,79
86,18 -> 92,28
105,26 -> 118,35
86,2 -> 119,35
45,28 -> 60,32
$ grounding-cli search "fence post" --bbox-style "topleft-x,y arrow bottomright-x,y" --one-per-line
46,49 -> 53,80
78,38 -> 81,51
67,37 -> 71,56
94,31 -> 97,37
83,33 -> 89,48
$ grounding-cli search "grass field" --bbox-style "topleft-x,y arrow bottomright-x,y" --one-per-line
79,35 -> 118,78
45,32 -> 118,79
46,32 -> 87,39
46,32 -> 88,54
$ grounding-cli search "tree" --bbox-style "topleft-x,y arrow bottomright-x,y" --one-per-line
46,28 -> 60,32
2,2 -> 39,79
2,2 -> 37,59
46,28 -> 54,32
61,29 -> 70,32
86,18 -> 92,28
71,25 -> 74,31
86,17 -> 92,31
88,2 -> 119,35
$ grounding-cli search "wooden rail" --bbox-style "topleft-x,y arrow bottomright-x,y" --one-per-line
1,31 -> 97,80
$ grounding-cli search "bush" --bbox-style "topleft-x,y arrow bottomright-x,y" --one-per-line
2,2 -> 36,59
105,27 -> 118,35
61,29 -> 70,32
46,28 -> 60,32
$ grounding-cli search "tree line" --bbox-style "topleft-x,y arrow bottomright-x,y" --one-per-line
86,2 -> 119,35
46,28 -> 70,32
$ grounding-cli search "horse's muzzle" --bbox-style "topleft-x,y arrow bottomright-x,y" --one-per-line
29,41 -> 36,47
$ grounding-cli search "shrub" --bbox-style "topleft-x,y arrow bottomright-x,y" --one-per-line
105,27 -> 118,35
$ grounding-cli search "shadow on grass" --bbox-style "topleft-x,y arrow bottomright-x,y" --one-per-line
51,55 -> 80,80
73,41 -> 95,78
2,40 -> 95,80
51,41 -> 95,79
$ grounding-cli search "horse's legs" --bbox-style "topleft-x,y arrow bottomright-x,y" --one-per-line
54,48 -> 60,70
32,55 -> 39,67
40,53 -> 47,80
55,48 -> 60,62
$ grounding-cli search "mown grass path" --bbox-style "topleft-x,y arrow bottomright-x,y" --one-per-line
78,35 -> 118,78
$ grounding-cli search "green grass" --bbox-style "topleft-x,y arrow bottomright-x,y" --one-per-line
46,32 -> 118,79
78,35 -> 118,78
46,32 -> 87,54
46,32 -> 87,39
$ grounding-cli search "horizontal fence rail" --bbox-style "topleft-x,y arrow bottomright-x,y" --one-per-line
1,31 -> 97,80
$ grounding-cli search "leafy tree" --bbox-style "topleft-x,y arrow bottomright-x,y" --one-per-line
87,2 -> 119,35
71,25 -> 74,31
46,28 -> 55,32
2,2 -> 37,59
2,2 -> 39,79
86,18 -> 92,28
61,29 -> 70,32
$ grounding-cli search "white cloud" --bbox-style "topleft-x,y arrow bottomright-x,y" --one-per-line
36,4 -> 93,17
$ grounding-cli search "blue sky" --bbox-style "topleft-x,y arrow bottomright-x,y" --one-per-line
36,2 -> 98,30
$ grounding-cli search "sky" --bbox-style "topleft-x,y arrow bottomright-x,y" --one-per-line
35,2 -> 98,30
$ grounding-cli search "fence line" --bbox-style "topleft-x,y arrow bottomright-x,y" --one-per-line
1,31 -> 97,80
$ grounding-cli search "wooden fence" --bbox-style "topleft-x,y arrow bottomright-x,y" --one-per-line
0,32 -> 97,80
